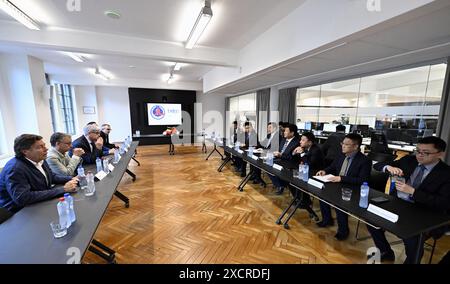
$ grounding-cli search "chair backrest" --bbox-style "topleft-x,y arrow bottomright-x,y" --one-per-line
367,152 -> 397,163
0,207 -> 13,224
369,169 -> 390,193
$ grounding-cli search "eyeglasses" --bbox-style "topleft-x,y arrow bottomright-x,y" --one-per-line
414,149 -> 441,157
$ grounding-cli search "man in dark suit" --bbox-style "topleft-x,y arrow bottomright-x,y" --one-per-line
252,122 -> 279,184
269,124 -> 300,195
236,122 -> 259,177
100,123 -> 118,149
320,124 -> 346,167
368,136 -> 450,263
292,132 -> 324,205
0,134 -> 78,213
316,133 -> 372,240
70,124 -> 104,164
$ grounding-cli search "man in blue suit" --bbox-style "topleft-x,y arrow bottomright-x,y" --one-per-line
70,124 -> 105,164
0,134 -> 78,213
316,133 -> 372,241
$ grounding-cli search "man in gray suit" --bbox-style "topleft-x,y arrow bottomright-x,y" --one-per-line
46,132 -> 85,176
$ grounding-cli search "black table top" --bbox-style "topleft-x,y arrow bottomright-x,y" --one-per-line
0,142 -> 139,264
221,144 -> 450,240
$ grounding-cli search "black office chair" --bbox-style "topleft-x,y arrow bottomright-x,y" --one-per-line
0,207 -> 13,224
367,152 -> 397,163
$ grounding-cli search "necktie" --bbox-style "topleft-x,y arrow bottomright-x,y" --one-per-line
281,140 -> 289,154
90,142 -> 96,153
339,157 -> 351,176
411,165 -> 426,190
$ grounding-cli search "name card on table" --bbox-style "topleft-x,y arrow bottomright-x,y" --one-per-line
95,171 -> 108,181
250,155 -> 259,161
108,164 -> 115,172
308,178 -> 324,189
367,204 -> 399,223
272,164 -> 283,171
237,149 -> 244,154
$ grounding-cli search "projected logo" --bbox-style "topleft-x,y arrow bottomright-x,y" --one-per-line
150,105 -> 166,120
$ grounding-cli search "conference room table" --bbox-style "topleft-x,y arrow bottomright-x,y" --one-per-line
212,138 -> 450,264
132,133 -> 206,155
0,141 -> 139,264
316,135 -> 416,153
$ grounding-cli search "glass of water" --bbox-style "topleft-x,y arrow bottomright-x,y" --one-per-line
394,176 -> 409,200
341,187 -> 352,201
50,221 -> 67,238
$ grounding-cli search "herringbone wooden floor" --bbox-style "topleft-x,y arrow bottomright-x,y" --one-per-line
83,144 -> 449,264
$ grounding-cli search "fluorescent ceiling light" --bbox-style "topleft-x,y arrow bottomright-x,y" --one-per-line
185,0 -> 212,49
173,62 -> 182,71
0,0 -> 40,30
94,67 -> 110,80
66,52 -> 85,63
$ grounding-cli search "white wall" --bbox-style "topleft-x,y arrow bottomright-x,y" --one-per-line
0,53 -> 50,155
203,0 -> 434,93
96,86 -> 131,142
73,85 -> 98,135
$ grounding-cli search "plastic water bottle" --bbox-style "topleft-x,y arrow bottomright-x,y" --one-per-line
64,193 -> 76,224
85,171 -> 96,196
113,150 -> 120,164
389,176 -> 396,195
266,152 -> 274,166
298,163 -> 304,179
57,197 -> 71,228
96,157 -> 103,173
119,144 -> 125,155
77,167 -> 88,191
234,141 -> 240,151
359,182 -> 370,208
103,158 -> 110,174
248,146 -> 254,156
302,163 -> 309,182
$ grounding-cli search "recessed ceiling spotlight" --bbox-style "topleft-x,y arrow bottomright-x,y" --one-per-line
128,65 -> 136,68
104,10 -> 121,19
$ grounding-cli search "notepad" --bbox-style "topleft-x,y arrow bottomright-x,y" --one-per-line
95,171 -> 108,181
250,155 -> 258,160
312,174 -> 334,183
108,164 -> 115,172
237,149 -> 244,154
367,204 -> 399,223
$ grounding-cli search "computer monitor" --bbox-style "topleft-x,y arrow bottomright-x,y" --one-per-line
352,124 -> 370,137
323,123 -> 338,133
304,122 -> 312,131
297,122 -> 306,130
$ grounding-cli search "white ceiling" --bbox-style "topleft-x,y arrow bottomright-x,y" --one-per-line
207,1 -> 450,95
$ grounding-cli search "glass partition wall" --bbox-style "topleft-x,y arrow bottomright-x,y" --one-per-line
296,63 -> 447,144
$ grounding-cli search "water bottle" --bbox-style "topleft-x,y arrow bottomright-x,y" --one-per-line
102,158 -> 110,174
248,146 -> 254,156
266,152 -> 274,166
119,144 -> 125,155
234,141 -> 240,151
64,193 -> 76,224
85,171 -> 96,196
57,197 -> 71,228
113,150 -> 120,164
96,157 -> 103,173
77,167 -> 88,191
302,163 -> 309,182
389,176 -> 396,195
359,182 -> 370,208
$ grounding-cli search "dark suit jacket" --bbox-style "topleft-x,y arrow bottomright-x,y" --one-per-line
277,136 -> 300,162
324,151 -> 372,185
70,135 -> 103,164
374,155 -> 450,215
295,144 -> 324,177
100,131 -> 115,149
244,131 -> 260,148
320,132 -> 345,161
0,157 -> 71,213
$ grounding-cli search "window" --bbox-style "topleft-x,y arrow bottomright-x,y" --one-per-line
50,84 -> 76,135
229,92 -> 257,128
295,62 -> 447,143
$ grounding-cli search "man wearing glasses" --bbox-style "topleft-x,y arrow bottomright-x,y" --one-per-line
368,136 -> 450,264
100,123 -> 119,149
316,133 -> 372,241
70,124 -> 104,164
46,132 -> 84,176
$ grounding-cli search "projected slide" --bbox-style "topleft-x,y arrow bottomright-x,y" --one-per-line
147,103 -> 182,125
